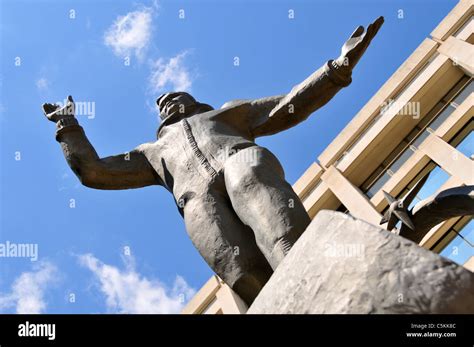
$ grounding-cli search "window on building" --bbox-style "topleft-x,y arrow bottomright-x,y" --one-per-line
394,123 -> 472,208
334,52 -> 441,167
447,120 -> 473,166
380,123 -> 473,264
437,217 -> 473,266
451,79 -> 474,106
407,164 -> 450,210
433,129 -> 474,266
364,77 -> 472,198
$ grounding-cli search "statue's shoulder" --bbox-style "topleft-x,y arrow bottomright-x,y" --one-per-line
135,141 -> 159,154
220,99 -> 252,109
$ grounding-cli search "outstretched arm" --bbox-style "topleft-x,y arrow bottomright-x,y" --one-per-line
249,16 -> 384,137
43,97 -> 161,190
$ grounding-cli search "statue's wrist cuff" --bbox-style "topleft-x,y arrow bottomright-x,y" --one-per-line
55,117 -> 82,141
326,60 -> 352,87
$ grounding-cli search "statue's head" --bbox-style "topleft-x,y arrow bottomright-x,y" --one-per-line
156,92 -> 213,125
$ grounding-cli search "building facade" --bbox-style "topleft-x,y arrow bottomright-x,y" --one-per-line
183,0 -> 473,314
181,275 -> 248,314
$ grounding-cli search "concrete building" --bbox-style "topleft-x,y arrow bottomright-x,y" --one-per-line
181,275 -> 248,314
182,0 -> 473,314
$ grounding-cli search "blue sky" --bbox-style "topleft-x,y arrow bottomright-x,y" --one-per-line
0,0 -> 459,313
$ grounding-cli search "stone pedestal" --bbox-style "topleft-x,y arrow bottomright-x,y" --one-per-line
248,210 -> 474,314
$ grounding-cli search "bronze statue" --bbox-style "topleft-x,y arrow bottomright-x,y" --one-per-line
42,17 -> 384,305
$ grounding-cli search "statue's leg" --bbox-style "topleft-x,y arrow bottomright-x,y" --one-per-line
224,146 -> 311,270
182,175 -> 273,306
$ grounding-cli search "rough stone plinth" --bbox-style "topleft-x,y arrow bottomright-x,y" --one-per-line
248,210 -> 474,314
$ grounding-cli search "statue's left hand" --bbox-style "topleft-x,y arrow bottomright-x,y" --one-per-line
335,16 -> 384,73
42,95 -> 75,123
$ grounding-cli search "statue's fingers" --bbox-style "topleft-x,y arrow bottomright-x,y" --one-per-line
42,103 -> 59,114
363,18 -> 381,45
365,16 -> 384,41
350,25 -> 364,39
364,17 -> 383,45
364,23 -> 375,42
373,16 -> 385,28
42,102 -> 52,110
372,16 -> 384,36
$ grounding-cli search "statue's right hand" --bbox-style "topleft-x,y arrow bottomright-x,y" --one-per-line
42,95 -> 75,123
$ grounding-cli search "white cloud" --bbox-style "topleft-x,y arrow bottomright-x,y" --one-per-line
78,253 -> 195,314
36,78 -> 49,92
0,262 -> 57,314
148,51 -> 193,94
104,7 -> 153,59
